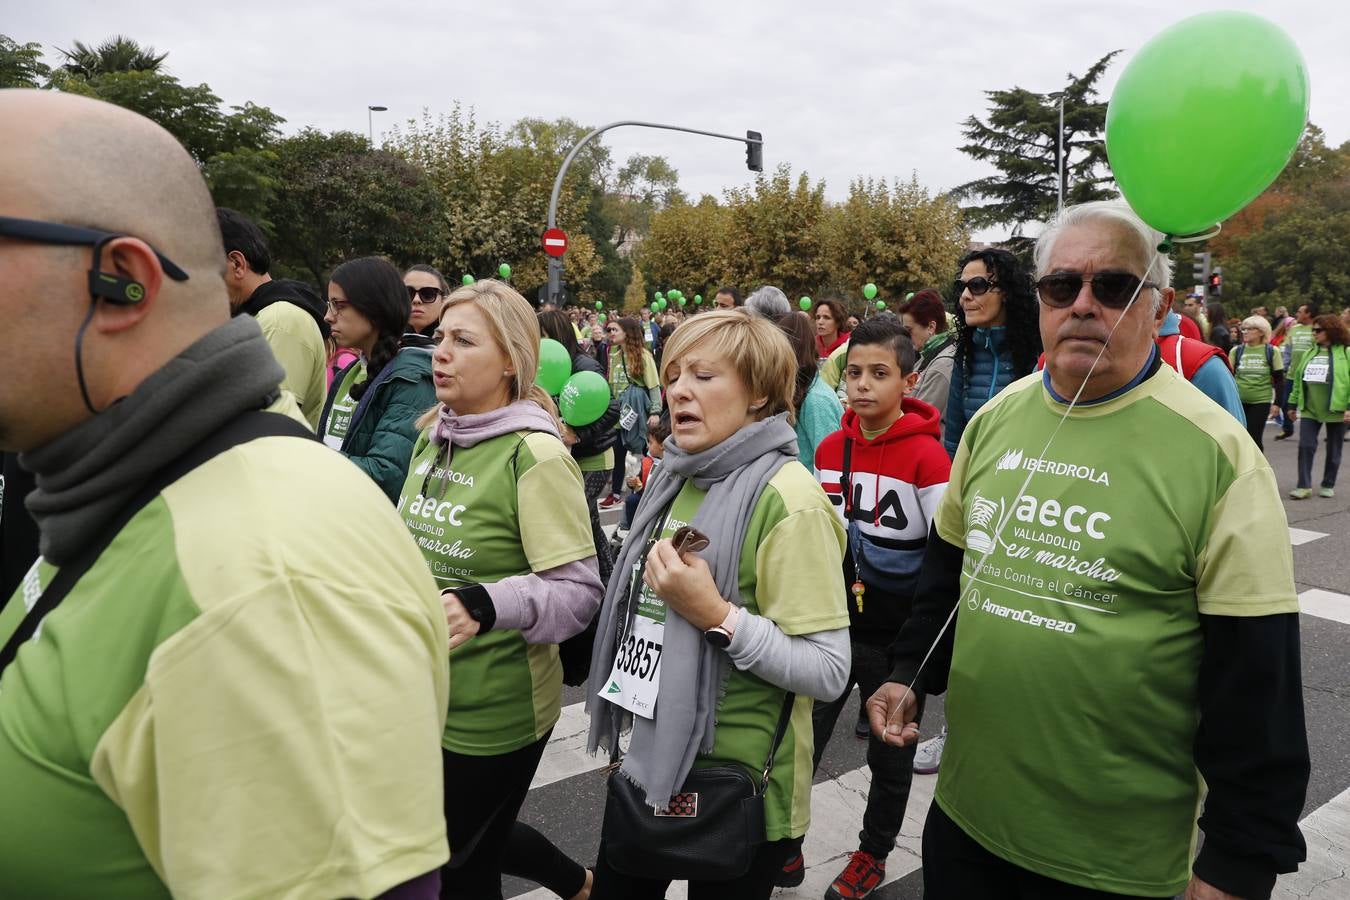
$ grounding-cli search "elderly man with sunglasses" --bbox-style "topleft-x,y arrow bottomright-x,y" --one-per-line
869,200 -> 1308,900
0,90 -> 450,897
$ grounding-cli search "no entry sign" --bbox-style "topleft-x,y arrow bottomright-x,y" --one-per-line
542,228 -> 569,258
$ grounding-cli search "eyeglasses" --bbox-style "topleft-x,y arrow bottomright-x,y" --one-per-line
0,214 -> 190,281
954,276 -> 998,297
407,285 -> 444,304
1312,327 -> 1325,333
1035,271 -> 1157,309
326,299 -> 351,314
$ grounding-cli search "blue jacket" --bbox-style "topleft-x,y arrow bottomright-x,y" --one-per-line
943,326 -> 1013,457
1158,313 -> 1244,424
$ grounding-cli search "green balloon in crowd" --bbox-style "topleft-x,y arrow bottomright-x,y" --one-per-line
799,296 -> 812,311
498,263 -> 511,279
595,301 -> 603,310
862,283 -> 878,300
876,301 -> 887,311
651,302 -> 661,313
678,297 -> 686,307
1105,11 -> 1309,235
905,292 -> 915,301
536,339 -> 572,395
694,294 -> 702,303
462,274 -> 474,286
655,291 -> 664,301
560,371 -> 611,427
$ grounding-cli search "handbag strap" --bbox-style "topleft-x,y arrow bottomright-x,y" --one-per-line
757,690 -> 797,793
0,407 -> 315,675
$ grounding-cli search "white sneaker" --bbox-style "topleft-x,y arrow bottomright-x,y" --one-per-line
913,727 -> 947,774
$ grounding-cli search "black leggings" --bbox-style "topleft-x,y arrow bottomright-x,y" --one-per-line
921,802 -> 1165,899
440,731 -> 586,899
590,837 -> 796,900
1242,402 -> 1271,450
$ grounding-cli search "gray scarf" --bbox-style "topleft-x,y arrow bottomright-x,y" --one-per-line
586,413 -> 798,806
21,315 -> 284,566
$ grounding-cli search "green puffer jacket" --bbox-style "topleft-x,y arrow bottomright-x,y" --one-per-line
321,347 -> 436,502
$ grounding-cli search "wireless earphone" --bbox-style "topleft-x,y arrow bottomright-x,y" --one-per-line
88,270 -> 147,305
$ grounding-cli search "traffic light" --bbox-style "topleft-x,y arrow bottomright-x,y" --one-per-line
1209,267 -> 1223,297
745,130 -> 763,172
1191,252 -> 1211,296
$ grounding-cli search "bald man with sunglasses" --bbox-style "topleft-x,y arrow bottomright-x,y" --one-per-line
869,201 -> 1308,899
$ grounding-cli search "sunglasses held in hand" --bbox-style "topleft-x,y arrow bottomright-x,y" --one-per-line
672,526 -> 710,555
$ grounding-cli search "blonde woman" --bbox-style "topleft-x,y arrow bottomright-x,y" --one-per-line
1229,315 -> 1285,450
395,280 -> 602,899
586,310 -> 850,899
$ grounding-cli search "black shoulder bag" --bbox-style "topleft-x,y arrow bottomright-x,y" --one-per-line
601,690 -> 796,881
0,409 -> 315,676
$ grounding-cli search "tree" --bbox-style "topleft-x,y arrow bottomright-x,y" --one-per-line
56,36 -> 166,79
720,165 -> 830,297
0,34 -> 50,88
266,130 -> 448,285
622,266 -> 648,314
954,52 -> 1120,237
637,196 -> 727,300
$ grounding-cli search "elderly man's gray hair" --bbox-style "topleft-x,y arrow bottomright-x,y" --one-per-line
1035,200 -> 1174,313
745,285 -> 792,320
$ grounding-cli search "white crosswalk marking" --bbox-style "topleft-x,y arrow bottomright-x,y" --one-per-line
1290,527 -> 1330,546
1275,786 -> 1350,899
1299,589 -> 1350,626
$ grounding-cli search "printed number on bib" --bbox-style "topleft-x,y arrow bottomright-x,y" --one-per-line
1304,359 -> 1330,384
600,614 -> 663,718
619,404 -> 639,431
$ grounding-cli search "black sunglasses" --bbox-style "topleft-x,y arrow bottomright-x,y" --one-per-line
0,215 -> 189,282
1312,327 -> 1325,333
954,276 -> 998,297
407,285 -> 444,304
1036,272 -> 1157,309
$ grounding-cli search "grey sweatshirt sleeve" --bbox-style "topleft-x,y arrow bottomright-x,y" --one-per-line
483,557 -> 602,644
724,612 -> 850,701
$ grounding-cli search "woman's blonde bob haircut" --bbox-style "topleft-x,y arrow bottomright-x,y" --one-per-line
416,279 -> 557,431
658,309 -> 798,425
1240,315 -> 1272,342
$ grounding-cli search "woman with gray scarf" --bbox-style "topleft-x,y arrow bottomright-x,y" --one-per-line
586,310 -> 852,899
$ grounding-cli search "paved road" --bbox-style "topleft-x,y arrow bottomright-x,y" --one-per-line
507,424 -> 1349,899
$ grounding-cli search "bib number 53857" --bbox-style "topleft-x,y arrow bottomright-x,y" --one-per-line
615,633 -> 662,680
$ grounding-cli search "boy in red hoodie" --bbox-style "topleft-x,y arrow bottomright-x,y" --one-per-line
780,312 -> 951,898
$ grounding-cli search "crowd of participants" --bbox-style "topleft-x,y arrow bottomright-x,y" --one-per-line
0,90 -> 1323,900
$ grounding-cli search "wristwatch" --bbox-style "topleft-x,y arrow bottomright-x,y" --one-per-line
703,605 -> 739,649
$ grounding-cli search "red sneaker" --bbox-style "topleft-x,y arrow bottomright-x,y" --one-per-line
826,850 -> 886,899
598,493 -> 621,509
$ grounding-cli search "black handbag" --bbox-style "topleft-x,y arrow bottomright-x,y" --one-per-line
600,691 -> 796,882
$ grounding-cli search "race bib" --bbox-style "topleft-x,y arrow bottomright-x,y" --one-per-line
1304,358 -> 1330,384
599,564 -> 666,718
618,404 -> 639,431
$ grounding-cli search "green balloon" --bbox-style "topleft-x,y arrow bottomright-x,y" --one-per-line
678,297 -> 686,307
651,302 -> 661,313
694,294 -> 702,303
595,301 -> 603,310
876,301 -> 887,311
600,314 -> 607,323
498,263 -> 512,279
462,274 -> 474,285
536,339 -> 571,395
654,291 -> 664,301
862,283 -> 878,300
671,290 -> 682,300
559,371 -> 611,427
1106,11 -> 1308,235
799,296 -> 812,311
905,292 -> 915,301
658,299 -> 668,310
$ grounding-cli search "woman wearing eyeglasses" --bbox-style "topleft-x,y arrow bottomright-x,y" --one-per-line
404,264 -> 449,337
1229,317 -> 1284,451
1287,314 -> 1350,499
319,256 -> 436,501
941,249 -> 1042,458
600,317 -> 662,509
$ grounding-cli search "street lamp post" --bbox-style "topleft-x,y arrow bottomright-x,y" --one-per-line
545,121 -> 762,305
1047,91 -> 1065,214
367,105 -> 388,145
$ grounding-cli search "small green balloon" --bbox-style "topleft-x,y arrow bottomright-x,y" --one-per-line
876,300 -> 887,311
658,299 -> 668,310
678,297 -> 686,307
600,314 -> 608,323
498,263 -> 511,279
694,294 -> 702,303
595,301 -> 603,310
799,296 -> 812,311
905,292 -> 915,301
862,283 -> 878,300
462,274 -> 475,285
654,291 -> 664,301
560,371 -> 611,427
536,339 -> 572,395
651,302 -> 661,313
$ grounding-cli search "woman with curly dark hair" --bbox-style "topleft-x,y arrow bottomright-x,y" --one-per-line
941,248 -> 1042,458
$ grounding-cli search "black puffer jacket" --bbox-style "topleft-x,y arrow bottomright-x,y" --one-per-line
569,352 -> 620,459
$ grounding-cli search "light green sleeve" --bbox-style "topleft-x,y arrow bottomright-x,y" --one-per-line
518,436 -> 596,572
752,500 -> 850,636
934,439 -> 970,548
1194,466 -> 1298,616
256,304 -> 327,429
641,350 -> 663,413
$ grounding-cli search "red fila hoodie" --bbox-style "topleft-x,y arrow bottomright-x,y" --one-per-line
814,397 -> 951,643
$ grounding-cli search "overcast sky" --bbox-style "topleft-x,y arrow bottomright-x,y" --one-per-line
11,0 -> 1345,240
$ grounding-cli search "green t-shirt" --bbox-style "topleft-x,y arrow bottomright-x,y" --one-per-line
1287,323 -> 1316,358
399,429 -> 595,755
257,301 -> 327,430
640,463 -> 848,840
931,366 -> 1297,897
1301,349 -> 1335,422
323,360 -> 366,449
0,400 -> 450,898
1229,342 -> 1284,405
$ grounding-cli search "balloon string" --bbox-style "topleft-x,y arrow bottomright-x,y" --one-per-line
886,277 -> 1150,735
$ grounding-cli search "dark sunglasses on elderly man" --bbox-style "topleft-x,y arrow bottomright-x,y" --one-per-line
1035,271 -> 1157,309
407,285 -> 444,304
954,276 -> 998,297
